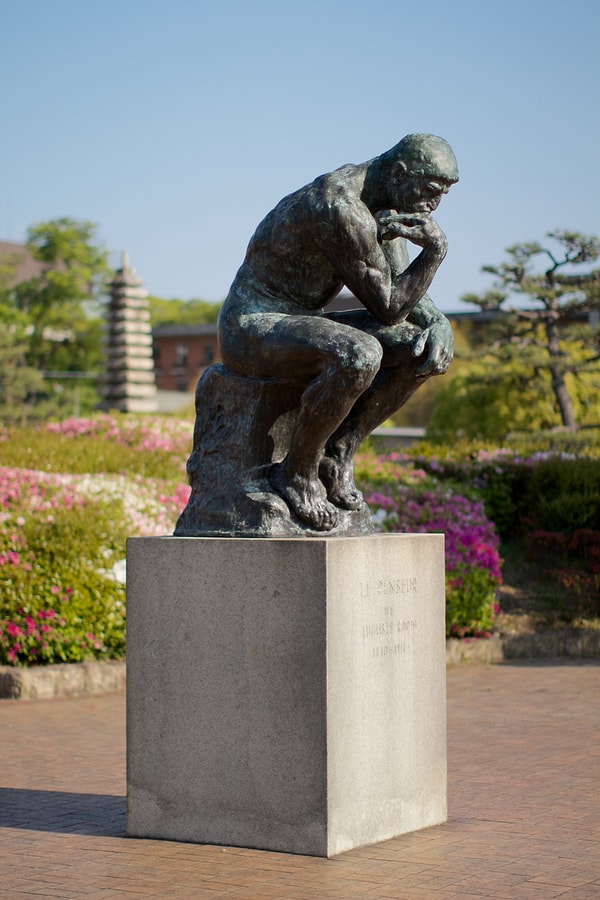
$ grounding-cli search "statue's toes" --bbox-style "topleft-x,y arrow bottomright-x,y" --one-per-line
343,489 -> 363,510
310,499 -> 338,532
331,484 -> 363,511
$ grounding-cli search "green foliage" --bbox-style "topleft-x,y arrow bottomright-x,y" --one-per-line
24,218 -> 109,316
504,428 -> 600,457
0,419 -> 186,483
405,445 -> 600,624
478,470 -> 521,538
522,458 -> 600,534
429,328 -> 600,441
0,218 -> 109,422
0,323 -> 46,421
456,230 -> 600,432
410,447 -> 600,540
0,414 -> 195,666
148,295 -> 222,327
0,502 -> 127,666
446,567 -> 495,638
428,356 -> 555,441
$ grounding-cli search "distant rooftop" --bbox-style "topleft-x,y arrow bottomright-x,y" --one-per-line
0,241 -> 43,284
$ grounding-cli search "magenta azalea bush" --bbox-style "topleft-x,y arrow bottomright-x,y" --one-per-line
355,450 -> 502,637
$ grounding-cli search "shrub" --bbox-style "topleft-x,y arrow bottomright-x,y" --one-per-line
408,449 -> 600,541
0,501 -> 127,666
523,528 -> 600,620
356,451 -> 502,638
0,418 -> 193,666
446,567 -> 496,638
522,458 -> 600,534
401,445 -> 600,623
505,428 -> 600,459
0,414 -> 191,482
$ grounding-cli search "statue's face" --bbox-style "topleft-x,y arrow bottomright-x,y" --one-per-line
389,175 -> 451,214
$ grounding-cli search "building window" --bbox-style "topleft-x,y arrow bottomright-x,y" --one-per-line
175,343 -> 189,367
203,344 -> 214,364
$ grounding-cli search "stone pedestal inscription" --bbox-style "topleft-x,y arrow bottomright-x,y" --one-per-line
126,534 -> 447,857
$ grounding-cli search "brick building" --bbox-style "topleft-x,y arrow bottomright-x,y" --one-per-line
152,324 -> 221,392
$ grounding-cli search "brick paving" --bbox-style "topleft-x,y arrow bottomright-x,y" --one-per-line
1,661 -> 599,899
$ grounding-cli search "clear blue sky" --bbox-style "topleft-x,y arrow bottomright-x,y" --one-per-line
1,0 -> 599,311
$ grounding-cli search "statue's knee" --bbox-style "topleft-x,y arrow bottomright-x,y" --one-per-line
340,337 -> 382,390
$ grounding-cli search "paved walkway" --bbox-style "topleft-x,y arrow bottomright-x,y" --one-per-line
1,661 -> 599,899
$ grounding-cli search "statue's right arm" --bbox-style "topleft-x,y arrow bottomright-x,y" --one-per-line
316,204 -> 447,326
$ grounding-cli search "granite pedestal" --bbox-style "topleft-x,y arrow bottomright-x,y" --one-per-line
126,534 -> 447,858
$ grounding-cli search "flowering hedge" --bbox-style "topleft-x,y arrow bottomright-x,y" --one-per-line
0,433 -> 191,666
1,416 -> 509,666
0,414 -> 191,482
355,451 -> 502,637
364,445 -> 600,622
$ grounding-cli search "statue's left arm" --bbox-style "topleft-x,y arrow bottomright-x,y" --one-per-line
406,295 -> 454,375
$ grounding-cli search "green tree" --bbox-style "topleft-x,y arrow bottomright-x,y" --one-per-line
147,295 -> 221,327
427,349 -> 592,441
0,322 -> 46,423
458,231 -> 600,431
10,218 -> 109,373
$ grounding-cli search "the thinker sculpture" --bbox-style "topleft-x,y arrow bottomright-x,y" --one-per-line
175,133 -> 458,537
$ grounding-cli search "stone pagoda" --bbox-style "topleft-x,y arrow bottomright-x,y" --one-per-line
98,252 -> 158,413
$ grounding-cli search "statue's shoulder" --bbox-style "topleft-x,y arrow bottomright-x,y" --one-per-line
315,163 -> 361,197
309,164 -> 371,224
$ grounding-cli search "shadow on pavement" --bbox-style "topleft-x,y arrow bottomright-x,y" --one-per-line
0,787 -> 125,836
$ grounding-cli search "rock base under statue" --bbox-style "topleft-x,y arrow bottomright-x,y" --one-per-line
174,365 -> 373,537
126,534 -> 447,857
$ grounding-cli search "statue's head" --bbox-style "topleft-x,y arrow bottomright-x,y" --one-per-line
379,134 -> 458,213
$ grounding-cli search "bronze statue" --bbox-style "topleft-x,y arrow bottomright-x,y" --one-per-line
176,134 -> 458,537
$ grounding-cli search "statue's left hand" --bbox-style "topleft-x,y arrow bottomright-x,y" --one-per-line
410,319 -> 454,375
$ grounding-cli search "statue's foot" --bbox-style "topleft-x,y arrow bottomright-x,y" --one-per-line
319,455 -> 364,510
269,462 -> 338,531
